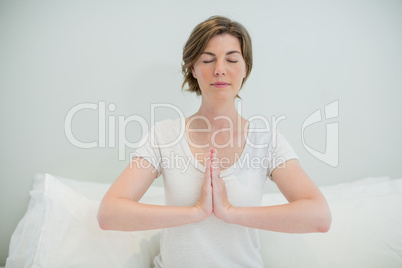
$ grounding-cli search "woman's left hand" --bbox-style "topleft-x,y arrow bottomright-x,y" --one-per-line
210,148 -> 233,221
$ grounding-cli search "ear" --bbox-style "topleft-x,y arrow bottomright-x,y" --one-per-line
191,67 -> 197,79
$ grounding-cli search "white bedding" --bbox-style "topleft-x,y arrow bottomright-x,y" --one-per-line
5,173 -> 402,268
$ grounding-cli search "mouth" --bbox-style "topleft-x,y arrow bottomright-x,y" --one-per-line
211,82 -> 230,88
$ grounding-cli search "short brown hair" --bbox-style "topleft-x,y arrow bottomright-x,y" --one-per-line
181,16 -> 253,98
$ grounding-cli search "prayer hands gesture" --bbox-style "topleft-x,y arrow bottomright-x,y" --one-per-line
195,148 -> 233,221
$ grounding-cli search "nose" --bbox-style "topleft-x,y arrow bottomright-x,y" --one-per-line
214,59 -> 226,76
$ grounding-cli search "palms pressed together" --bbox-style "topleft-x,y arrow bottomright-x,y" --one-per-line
196,148 -> 233,221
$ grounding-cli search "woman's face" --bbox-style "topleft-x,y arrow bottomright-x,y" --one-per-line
192,34 -> 247,101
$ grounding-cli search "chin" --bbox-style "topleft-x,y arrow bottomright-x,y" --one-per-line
210,93 -> 237,102
201,87 -> 239,102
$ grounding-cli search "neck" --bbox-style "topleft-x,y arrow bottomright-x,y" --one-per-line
190,98 -> 246,131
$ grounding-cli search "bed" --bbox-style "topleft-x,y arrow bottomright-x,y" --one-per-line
5,173 -> 402,267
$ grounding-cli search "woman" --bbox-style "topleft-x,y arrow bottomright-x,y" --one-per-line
98,16 -> 331,267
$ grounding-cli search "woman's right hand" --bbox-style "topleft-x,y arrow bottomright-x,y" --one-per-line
195,148 -> 214,219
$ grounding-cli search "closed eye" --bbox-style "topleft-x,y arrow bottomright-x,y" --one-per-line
203,60 -> 238,63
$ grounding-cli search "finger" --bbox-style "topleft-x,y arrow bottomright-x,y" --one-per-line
210,150 -> 220,185
209,148 -> 215,175
211,154 -> 218,188
212,150 -> 219,168
205,157 -> 212,185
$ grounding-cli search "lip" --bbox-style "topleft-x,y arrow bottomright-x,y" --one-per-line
211,82 -> 230,88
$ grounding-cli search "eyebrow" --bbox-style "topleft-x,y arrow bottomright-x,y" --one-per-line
201,51 -> 242,56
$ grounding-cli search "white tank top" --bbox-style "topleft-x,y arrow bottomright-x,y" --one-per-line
134,117 -> 298,268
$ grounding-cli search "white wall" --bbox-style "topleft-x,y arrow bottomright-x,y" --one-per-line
1,0 -> 401,264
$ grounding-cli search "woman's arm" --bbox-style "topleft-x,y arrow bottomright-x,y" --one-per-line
213,159 -> 332,233
97,157 -> 212,231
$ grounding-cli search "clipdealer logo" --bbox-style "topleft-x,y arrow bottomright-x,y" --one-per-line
301,100 -> 339,167
64,100 -> 339,167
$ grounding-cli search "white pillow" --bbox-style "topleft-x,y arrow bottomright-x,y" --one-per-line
7,175 -> 402,268
261,176 -> 400,206
7,171 -> 114,264
6,174 -> 163,268
259,178 -> 402,268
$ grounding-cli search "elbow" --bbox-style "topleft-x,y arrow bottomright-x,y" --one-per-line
317,217 -> 331,233
97,210 -> 108,230
309,195 -> 332,233
317,207 -> 332,233
97,216 -> 109,231
97,204 -> 112,230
